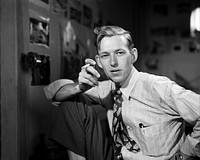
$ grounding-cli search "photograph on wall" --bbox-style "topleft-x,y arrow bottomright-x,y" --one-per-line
83,5 -> 92,28
29,10 -> 50,48
29,0 -> 50,10
69,0 -> 81,23
51,0 -> 68,17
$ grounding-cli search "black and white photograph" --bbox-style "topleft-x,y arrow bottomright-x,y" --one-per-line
29,10 -> 50,48
1,0 -> 200,160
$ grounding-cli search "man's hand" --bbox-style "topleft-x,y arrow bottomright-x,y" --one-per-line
78,58 -> 100,91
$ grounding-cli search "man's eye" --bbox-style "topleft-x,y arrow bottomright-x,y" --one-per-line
117,51 -> 124,55
100,54 -> 109,58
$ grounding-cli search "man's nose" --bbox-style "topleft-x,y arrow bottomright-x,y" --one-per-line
110,54 -> 118,67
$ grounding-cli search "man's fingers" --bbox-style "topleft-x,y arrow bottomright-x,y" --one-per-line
79,58 -> 100,89
79,70 -> 99,86
79,74 -> 98,87
86,65 -> 100,78
85,58 -> 96,66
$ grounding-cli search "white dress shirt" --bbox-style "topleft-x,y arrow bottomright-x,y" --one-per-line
84,67 -> 200,159
44,67 -> 200,159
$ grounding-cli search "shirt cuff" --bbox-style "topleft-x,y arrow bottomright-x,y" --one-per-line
180,134 -> 200,157
43,79 -> 74,100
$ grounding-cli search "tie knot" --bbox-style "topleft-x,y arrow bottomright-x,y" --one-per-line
114,89 -> 122,102
116,89 -> 122,95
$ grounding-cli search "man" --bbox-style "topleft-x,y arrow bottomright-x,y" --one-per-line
44,26 -> 200,160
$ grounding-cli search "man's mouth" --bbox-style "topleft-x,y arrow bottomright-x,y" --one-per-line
111,69 -> 121,74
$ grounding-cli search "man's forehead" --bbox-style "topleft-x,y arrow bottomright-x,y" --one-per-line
100,35 -> 127,49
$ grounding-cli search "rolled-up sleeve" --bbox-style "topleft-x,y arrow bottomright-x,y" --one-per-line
43,79 -> 74,100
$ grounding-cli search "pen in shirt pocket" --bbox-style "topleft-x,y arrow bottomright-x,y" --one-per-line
139,123 -> 146,135
139,123 -> 145,128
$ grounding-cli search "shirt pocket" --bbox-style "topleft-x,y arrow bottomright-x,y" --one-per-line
138,124 -> 163,156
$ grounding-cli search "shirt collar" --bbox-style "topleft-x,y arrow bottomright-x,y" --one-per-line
120,67 -> 139,99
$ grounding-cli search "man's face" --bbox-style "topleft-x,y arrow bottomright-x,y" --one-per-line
96,35 -> 137,86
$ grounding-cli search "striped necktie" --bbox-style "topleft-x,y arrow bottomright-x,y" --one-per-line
112,89 -> 140,159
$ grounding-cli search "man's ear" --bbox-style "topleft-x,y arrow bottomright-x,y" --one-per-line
95,55 -> 103,69
131,48 -> 138,63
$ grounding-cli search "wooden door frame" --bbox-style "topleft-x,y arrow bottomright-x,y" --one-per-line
1,0 -> 29,160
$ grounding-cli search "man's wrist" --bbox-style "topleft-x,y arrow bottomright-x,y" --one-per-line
78,83 -> 91,93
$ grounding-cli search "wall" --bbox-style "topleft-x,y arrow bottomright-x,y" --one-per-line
139,0 -> 200,93
143,0 -> 200,55
140,54 -> 200,93
101,0 -> 134,31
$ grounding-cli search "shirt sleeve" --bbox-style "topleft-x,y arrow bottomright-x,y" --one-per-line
152,76 -> 200,157
167,81 -> 200,157
43,79 -> 74,100
43,79 -> 114,108
84,80 -> 115,108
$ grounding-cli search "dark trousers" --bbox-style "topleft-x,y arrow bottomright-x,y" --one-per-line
49,95 -> 114,160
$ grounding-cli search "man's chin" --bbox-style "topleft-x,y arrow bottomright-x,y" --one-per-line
110,76 -> 123,85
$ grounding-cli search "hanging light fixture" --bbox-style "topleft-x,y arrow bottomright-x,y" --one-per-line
190,7 -> 200,36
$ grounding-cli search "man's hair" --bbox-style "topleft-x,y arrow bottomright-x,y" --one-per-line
94,26 -> 134,51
